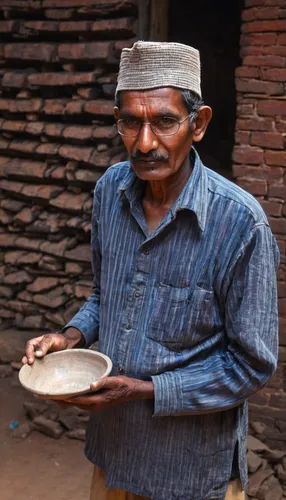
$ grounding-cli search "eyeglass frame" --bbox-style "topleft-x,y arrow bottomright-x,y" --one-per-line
115,112 -> 194,138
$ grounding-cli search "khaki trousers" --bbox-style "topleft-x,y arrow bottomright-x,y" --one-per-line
90,466 -> 245,500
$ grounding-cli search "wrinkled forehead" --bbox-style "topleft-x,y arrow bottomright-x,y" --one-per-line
118,87 -> 186,114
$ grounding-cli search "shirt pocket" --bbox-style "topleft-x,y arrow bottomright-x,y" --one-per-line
147,283 -> 215,351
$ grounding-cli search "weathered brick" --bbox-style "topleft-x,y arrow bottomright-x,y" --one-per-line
236,78 -> 283,96
278,282 -> 286,298
74,169 -> 103,184
278,34 -> 286,45
43,0 -> 136,10
9,140 -> 38,154
243,54 -> 285,67
14,208 -> 35,225
28,72 -> 97,86
40,238 -> 70,257
4,271 -> 32,285
259,200 -> 282,217
251,132 -> 284,149
242,7 -> 280,22
235,66 -> 260,78
91,17 -> 135,36
58,42 -> 110,61
33,291 -> 68,309
235,131 -> 250,145
0,21 -> 19,33
49,192 -> 89,212
279,298 -> 286,316
26,122 -> 45,135
269,217 -> 286,234
233,165 -> 268,180
24,21 -> 59,32
45,123 -> 65,137
27,277 -> 59,293
36,143 -> 60,155
44,99 -> 67,115
63,125 -> 92,140
233,146 -> 264,165
65,100 -> 84,114
1,120 -> 27,133
257,100 -> 286,117
240,33 -> 277,46
59,145 -> 92,163
4,44 -> 57,62
242,19 -> 286,33
2,72 -> 28,88
93,126 -> 117,140
269,185 -> 286,198
265,151 -> 286,167
261,68 -> 286,82
65,244 -> 90,262
59,21 -> 92,32
84,100 -> 114,116
237,179 -> 267,196
21,184 -> 62,200
1,158 -> 46,180
45,8 -> 74,19
0,99 -> 43,113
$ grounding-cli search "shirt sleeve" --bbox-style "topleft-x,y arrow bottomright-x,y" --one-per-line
151,223 -> 280,417
63,181 -> 102,347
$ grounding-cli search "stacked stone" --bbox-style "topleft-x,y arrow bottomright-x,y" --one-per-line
233,0 -> 286,441
0,0 -> 137,331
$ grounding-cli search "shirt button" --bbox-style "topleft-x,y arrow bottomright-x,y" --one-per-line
143,248 -> 149,255
134,290 -> 140,298
126,323 -> 132,330
118,367 -> 125,375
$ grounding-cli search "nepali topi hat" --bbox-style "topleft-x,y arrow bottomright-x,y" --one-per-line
116,41 -> 201,98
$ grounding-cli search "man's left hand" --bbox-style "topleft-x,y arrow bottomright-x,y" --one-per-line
59,376 -> 154,412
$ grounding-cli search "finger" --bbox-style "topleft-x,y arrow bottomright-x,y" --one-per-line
90,376 -> 118,391
22,355 -> 28,365
26,336 -> 44,364
34,336 -> 55,358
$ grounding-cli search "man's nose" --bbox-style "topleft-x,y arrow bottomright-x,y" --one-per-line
136,123 -> 159,154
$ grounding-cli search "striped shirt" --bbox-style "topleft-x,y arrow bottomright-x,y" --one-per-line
66,148 -> 279,500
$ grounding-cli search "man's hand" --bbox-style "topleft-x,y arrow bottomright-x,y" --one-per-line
61,376 -> 154,412
22,327 -> 84,365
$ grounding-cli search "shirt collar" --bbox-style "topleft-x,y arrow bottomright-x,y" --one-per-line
118,147 -> 208,232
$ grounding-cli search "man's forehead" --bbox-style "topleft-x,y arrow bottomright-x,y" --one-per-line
119,87 -> 184,110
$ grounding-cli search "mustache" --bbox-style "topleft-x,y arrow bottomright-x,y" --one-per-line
130,150 -> 169,162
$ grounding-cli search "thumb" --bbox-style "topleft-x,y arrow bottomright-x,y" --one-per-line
34,337 -> 53,357
90,376 -> 115,391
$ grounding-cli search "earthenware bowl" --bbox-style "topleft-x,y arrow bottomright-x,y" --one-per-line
19,349 -> 112,400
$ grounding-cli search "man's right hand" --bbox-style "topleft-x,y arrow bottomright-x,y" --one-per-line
22,327 -> 84,365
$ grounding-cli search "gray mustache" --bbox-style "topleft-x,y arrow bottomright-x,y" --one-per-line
130,150 -> 169,161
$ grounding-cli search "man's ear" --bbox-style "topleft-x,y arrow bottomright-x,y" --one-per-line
192,106 -> 212,143
114,107 -> 120,121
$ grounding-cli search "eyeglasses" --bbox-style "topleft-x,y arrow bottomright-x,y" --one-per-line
116,113 -> 192,137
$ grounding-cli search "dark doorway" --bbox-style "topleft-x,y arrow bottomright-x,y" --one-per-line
168,0 -> 243,178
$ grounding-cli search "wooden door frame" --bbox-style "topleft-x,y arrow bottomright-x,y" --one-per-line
138,0 -> 169,41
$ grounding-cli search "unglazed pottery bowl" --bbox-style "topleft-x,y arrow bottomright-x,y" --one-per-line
19,349 -> 112,400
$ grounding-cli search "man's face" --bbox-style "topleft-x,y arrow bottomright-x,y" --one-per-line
114,88 -> 195,182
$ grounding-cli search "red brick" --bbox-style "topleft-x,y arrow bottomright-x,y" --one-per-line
241,45 -> 286,57
251,132 -> 284,149
4,44 -> 57,62
2,72 -> 27,88
93,126 -> 117,140
236,118 -> 274,131
236,78 -> 283,96
21,184 -> 62,200
0,99 -> 43,113
2,120 -> 27,133
91,17 -> 135,36
279,298 -> 286,316
58,42 -> 110,61
242,20 -> 286,33
235,66 -> 260,78
278,282 -> 286,298
36,143 -> 60,155
59,145 -> 92,163
44,99 -> 67,115
261,68 -> 286,82
233,165 -> 267,180
65,101 -> 84,114
235,131 -> 250,145
1,158 -> 46,180
259,200 -> 282,217
267,167 -> 284,183
84,100 -> 114,116
4,271 -> 32,285
0,21 -> 19,33
241,33 -> 277,46
24,21 -> 59,32
28,72 -> 97,86
43,0 -> 136,7
45,123 -> 65,137
265,151 -> 286,167
243,55 -> 285,67
63,126 -> 92,140
237,178 -> 267,196
257,100 -> 286,117
236,103 -> 255,116
49,192 -> 89,212
233,146 -> 264,165
27,277 -> 59,293
59,21 -> 92,32
278,34 -> 286,45
269,217 -> 286,234
45,9 -> 74,19
242,7 -> 280,22
276,119 -> 286,132
9,140 -> 38,154
26,122 -> 45,135
65,244 -> 90,263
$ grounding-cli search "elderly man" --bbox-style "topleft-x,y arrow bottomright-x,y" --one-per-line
23,42 -> 279,500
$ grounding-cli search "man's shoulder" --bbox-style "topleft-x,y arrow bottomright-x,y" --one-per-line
97,161 -> 131,191
205,166 -> 268,226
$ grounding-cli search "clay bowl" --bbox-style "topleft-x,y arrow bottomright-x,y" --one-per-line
19,349 -> 112,400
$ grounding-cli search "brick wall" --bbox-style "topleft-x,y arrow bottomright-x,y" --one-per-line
0,0 -> 136,331
234,0 -> 286,447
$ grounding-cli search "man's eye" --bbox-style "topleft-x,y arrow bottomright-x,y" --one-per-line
153,117 -> 175,128
123,119 -> 139,128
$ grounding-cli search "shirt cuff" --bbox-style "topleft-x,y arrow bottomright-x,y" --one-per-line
151,370 -> 184,417
63,318 -> 98,348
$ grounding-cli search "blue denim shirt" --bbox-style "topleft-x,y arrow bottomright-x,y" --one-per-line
66,149 -> 279,500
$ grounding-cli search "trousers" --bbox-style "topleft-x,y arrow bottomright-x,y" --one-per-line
90,466 -> 245,500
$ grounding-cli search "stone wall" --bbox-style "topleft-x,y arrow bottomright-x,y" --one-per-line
233,0 -> 286,446
0,0 -> 136,331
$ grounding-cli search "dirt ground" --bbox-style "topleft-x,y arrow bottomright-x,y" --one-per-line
0,372 -> 92,500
